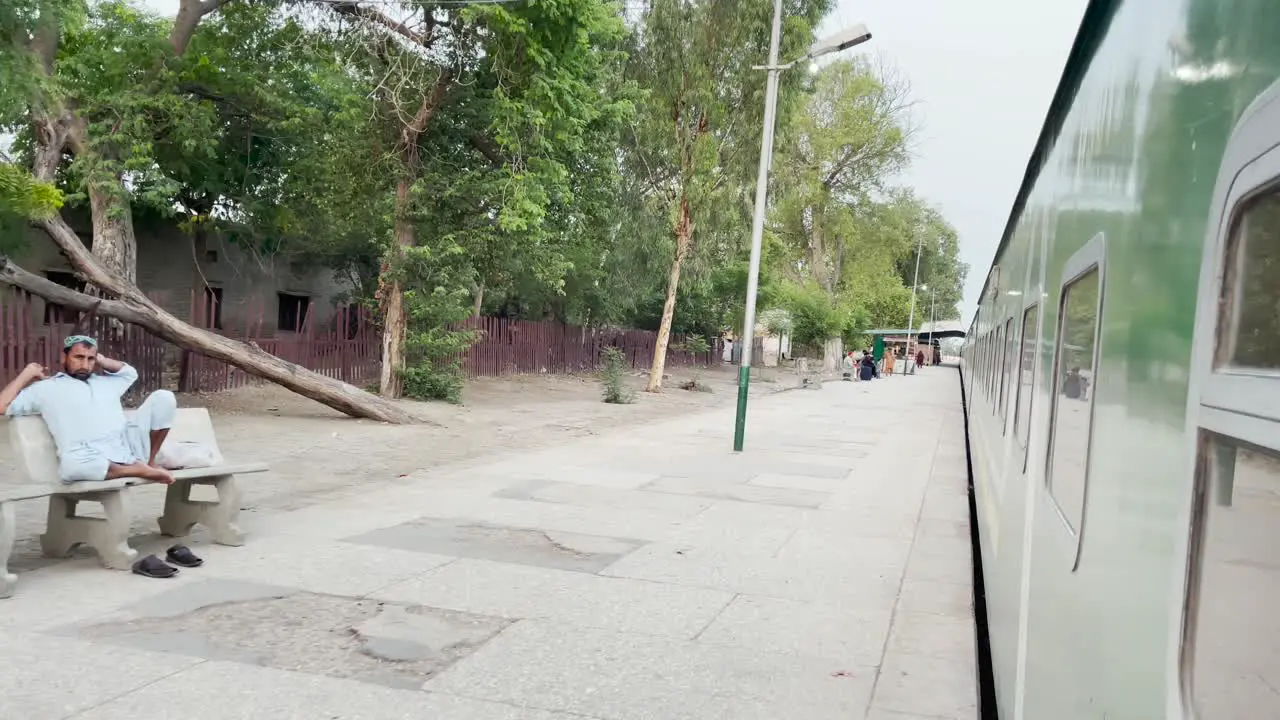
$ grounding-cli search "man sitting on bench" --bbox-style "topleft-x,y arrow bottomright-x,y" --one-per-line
0,335 -> 177,485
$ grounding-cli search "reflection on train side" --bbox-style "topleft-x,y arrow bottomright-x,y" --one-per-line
1185,437 -> 1280,716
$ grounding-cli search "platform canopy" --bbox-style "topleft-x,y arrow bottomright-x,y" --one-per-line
865,320 -> 967,342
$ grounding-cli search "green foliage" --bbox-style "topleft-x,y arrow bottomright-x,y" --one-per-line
0,163 -> 62,219
764,59 -> 968,338
599,346 -> 634,404
780,281 -> 844,354
677,335 -> 711,355
394,238 -> 479,404
0,0 -> 972,406
400,284 -> 478,404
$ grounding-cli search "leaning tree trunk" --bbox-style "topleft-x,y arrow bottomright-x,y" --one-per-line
646,197 -> 693,393
8,216 -> 416,424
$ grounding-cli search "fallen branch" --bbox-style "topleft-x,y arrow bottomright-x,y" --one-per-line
1,252 -> 417,425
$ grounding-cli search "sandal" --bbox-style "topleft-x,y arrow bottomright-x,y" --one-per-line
132,554 -> 178,578
166,545 -> 203,568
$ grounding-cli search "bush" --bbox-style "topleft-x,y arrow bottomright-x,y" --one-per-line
781,281 -> 844,356
600,346 -> 635,404
400,285 -> 478,405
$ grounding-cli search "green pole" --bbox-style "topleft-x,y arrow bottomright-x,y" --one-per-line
733,364 -> 750,451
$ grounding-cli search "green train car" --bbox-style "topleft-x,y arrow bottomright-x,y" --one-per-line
960,0 -> 1280,717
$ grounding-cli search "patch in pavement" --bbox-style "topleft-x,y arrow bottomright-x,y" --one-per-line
346,517 -> 645,573
643,475 -> 830,508
659,457 -> 852,481
74,580 -> 510,690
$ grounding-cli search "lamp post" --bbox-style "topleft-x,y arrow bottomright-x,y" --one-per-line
903,233 -> 923,375
928,286 -> 937,365
732,14 -> 873,452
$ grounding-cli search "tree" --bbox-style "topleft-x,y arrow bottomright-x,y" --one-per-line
1,0 -> 416,422
328,0 -> 629,398
625,0 -> 829,392
774,58 -> 913,297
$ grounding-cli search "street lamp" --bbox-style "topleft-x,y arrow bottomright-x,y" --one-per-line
732,12 -> 873,452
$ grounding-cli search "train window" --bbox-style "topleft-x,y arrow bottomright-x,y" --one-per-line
1045,233 -> 1104,543
1014,304 -> 1039,456
990,326 -> 1002,405
1181,432 -> 1280,719
1219,185 -> 1280,370
999,317 -> 1014,430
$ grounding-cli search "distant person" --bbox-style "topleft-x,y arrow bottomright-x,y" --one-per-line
859,351 -> 875,381
1064,367 -> 1083,400
917,350 -> 925,368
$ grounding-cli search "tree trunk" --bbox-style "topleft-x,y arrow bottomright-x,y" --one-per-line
378,279 -> 407,398
646,197 -> 692,393
87,180 -> 138,284
375,75 -> 452,400
378,176 -> 415,399
807,198 -> 831,294
472,282 -> 484,318
2,249 -> 416,424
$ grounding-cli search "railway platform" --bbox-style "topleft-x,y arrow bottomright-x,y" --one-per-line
0,367 -> 977,720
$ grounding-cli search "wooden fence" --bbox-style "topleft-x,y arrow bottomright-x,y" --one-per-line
451,316 -> 720,378
178,290 -> 379,393
2,287 -> 720,398
0,288 -> 167,406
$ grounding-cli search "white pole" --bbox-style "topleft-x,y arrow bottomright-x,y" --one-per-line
733,0 -> 783,452
929,288 -> 937,365
904,233 -> 923,374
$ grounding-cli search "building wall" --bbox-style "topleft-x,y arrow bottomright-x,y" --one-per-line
11,220 -> 351,336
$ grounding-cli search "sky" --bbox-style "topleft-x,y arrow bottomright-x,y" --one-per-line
818,0 -> 1089,321
136,0 -> 1089,322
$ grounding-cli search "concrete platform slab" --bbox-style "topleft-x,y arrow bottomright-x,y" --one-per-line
372,557 -> 734,638
426,620 -> 877,720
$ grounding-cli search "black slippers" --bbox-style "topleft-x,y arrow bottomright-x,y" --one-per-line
166,545 -> 204,568
131,545 -> 203,578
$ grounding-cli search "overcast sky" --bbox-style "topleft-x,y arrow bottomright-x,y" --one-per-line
819,0 -> 1088,320
140,0 -> 1088,321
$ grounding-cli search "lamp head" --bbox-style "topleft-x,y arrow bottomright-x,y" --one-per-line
808,23 -> 872,60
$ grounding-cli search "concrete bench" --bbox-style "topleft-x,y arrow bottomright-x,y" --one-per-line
0,408 -> 267,598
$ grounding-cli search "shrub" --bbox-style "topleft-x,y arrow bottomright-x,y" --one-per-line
400,287 -> 478,405
600,346 -> 634,404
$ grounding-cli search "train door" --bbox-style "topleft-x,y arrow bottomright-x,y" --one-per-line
1175,84 -> 1280,720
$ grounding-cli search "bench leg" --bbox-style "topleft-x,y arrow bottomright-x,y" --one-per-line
1,501 -> 16,598
41,491 -> 138,571
157,475 -> 244,546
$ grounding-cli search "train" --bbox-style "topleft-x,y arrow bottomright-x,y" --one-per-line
959,0 -> 1280,718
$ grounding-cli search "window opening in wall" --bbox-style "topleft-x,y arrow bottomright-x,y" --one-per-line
42,270 -> 84,325
202,286 -> 224,330
1218,184 -> 1280,370
277,292 -> 311,333
1014,304 -> 1039,453
1181,432 -> 1280,718
1046,266 -> 1101,536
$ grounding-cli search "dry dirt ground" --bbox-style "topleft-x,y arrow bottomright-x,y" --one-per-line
2,363 -> 801,570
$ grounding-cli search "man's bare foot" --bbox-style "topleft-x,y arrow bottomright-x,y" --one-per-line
108,462 -> 174,484
140,465 -> 175,485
